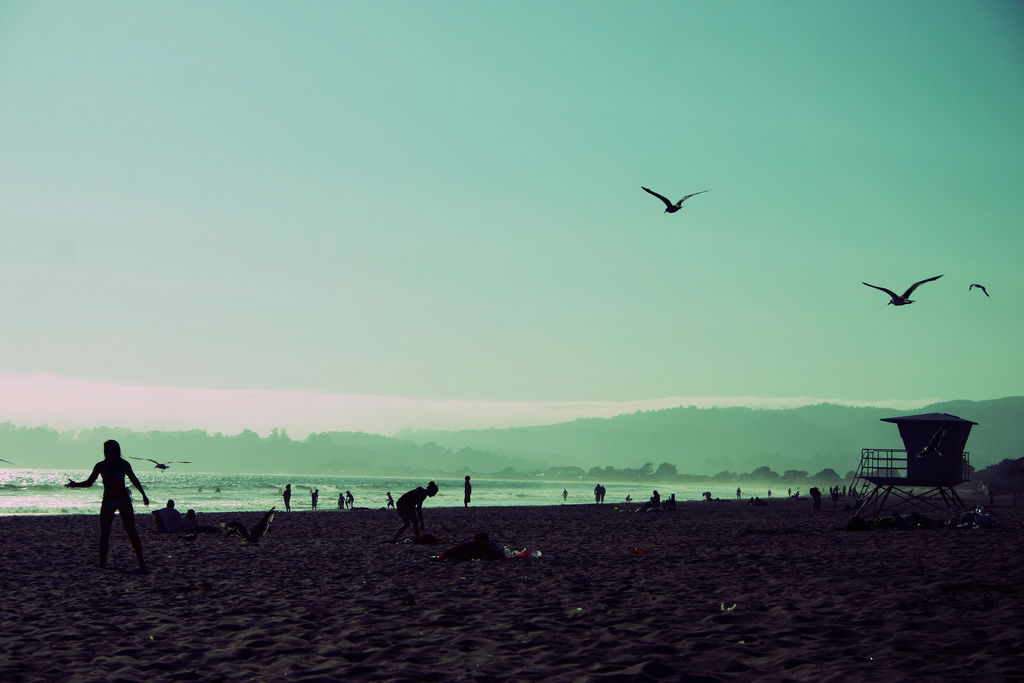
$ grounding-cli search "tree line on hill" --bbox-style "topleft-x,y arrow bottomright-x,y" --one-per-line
4,422 -> 854,482
540,463 -> 856,483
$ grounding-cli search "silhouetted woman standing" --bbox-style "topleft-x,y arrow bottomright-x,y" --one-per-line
66,439 -> 150,571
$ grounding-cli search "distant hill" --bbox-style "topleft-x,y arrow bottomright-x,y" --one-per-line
5,397 -> 1019,477
395,397 -> 1024,475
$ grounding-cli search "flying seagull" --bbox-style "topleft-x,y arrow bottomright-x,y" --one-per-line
641,187 -> 708,213
130,457 -> 192,470
968,284 -> 990,297
0,458 -> 13,465
222,507 -> 276,544
916,427 -> 945,458
862,275 -> 943,306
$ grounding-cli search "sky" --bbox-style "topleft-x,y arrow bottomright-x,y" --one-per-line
1,1 -> 1021,435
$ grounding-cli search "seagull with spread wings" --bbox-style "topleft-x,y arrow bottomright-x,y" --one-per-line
862,275 -> 943,306
130,457 -> 192,470
916,427 -> 945,458
0,458 -> 13,465
968,284 -> 990,297
641,187 -> 708,213
222,507 -> 276,544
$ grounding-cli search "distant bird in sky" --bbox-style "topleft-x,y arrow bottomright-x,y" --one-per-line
862,275 -> 943,306
130,457 -> 192,470
222,507 -> 276,543
968,284 -> 990,297
0,458 -> 13,464
641,186 -> 708,213
915,427 -> 945,458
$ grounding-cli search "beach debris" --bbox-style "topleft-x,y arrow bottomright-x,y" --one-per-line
862,274 -> 943,306
949,506 -> 998,530
968,283 -> 990,297
630,548 -> 649,554
641,186 -> 708,214
130,457 -> 192,470
504,547 -> 542,559
221,507 -> 276,543
720,602 -> 737,612
844,507 -> 999,531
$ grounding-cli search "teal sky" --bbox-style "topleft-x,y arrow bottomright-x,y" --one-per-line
0,2 -> 1021,431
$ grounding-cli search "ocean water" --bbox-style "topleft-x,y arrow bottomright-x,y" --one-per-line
0,467 -> 772,516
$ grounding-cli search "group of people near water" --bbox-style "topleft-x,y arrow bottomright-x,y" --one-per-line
66,440 -> 856,573
280,483 -> 358,512
63,441 -> 477,570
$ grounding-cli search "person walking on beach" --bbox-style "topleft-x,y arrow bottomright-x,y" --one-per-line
736,487 -> 742,499
464,475 -> 472,508
311,489 -> 319,510
338,492 -> 345,510
562,488 -> 568,503
386,491 -> 395,508
391,481 -> 439,543
65,439 -> 150,571
345,490 -> 354,509
283,484 -> 292,512
809,487 -> 822,512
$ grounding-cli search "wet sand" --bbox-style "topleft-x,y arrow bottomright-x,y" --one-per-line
1,497 -> 1021,681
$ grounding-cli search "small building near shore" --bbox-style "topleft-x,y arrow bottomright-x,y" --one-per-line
851,412 -> 977,517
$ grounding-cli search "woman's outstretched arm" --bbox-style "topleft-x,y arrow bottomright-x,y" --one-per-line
66,463 -> 101,488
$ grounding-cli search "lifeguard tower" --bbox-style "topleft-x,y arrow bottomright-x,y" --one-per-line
850,412 -> 976,518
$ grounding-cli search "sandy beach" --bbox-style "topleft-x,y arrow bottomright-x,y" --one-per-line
2,497 -> 1022,682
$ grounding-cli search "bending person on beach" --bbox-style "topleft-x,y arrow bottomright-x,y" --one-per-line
65,439 -> 150,571
391,480 -> 439,543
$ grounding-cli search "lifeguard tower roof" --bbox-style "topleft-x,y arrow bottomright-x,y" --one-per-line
881,413 -> 977,475
880,413 -> 978,426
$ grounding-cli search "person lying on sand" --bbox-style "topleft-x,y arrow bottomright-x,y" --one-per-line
391,481 -> 439,543
440,532 -> 504,561
180,509 -> 220,534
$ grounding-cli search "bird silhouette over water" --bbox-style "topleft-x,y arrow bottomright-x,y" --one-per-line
969,284 -> 990,297
641,187 -> 708,213
0,458 -> 13,465
130,457 -> 192,470
222,507 -> 276,543
916,427 -> 945,458
862,275 -> 943,305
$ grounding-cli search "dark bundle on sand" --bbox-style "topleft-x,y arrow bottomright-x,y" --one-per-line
221,507 -> 276,543
439,532 -> 504,561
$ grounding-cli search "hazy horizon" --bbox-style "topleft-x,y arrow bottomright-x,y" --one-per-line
0,371 -> 967,437
2,3 -> 1021,431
